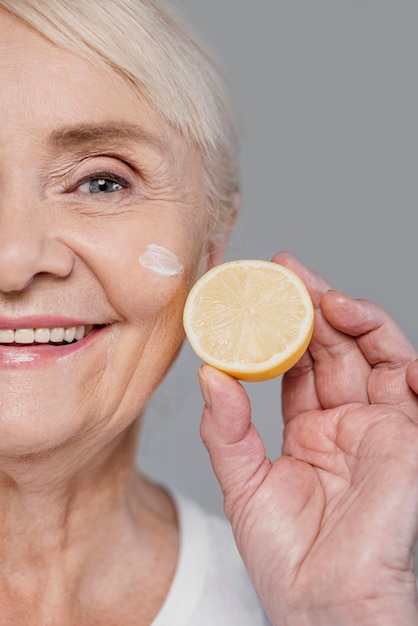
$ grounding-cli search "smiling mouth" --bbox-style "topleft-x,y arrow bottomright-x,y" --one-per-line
0,325 -> 98,346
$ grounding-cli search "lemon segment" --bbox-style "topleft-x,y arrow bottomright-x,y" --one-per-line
183,259 -> 314,381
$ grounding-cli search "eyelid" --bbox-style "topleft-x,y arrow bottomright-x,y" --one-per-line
57,153 -> 138,194
74,170 -> 131,191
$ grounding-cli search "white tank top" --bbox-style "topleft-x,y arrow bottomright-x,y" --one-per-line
151,492 -> 271,625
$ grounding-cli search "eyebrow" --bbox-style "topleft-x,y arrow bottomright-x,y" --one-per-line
47,122 -> 167,153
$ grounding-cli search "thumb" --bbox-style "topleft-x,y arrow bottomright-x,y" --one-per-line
198,365 -> 271,523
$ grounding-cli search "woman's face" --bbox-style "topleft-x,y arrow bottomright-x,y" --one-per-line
0,11 -> 214,455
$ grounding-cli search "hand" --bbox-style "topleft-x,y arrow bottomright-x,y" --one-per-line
199,252 -> 418,625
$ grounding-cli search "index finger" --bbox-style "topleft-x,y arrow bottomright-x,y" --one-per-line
272,251 -> 332,306
273,253 -> 371,415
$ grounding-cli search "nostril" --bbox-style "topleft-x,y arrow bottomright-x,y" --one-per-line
0,237 -> 74,294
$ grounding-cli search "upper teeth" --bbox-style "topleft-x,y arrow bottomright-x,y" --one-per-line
0,326 -> 88,344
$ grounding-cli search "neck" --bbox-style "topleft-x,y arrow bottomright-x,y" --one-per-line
0,416 -> 179,623
0,418 -> 145,563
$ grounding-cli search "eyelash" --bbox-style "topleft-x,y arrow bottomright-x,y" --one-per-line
74,170 -> 131,194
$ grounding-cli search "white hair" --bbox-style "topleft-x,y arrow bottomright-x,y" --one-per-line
0,0 -> 240,236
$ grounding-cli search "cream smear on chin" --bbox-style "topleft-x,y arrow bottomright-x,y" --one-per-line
138,244 -> 184,277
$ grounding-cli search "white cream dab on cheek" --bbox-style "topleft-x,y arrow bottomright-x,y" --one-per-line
138,244 -> 184,277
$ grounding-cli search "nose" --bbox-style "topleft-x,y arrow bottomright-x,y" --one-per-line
0,204 -> 74,293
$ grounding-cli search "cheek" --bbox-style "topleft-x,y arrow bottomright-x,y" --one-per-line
129,271 -> 187,323
73,211 -> 208,322
110,236 -> 199,322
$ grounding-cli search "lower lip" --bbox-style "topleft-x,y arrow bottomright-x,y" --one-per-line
0,327 -> 107,368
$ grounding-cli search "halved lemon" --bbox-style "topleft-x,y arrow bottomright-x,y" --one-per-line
183,259 -> 314,382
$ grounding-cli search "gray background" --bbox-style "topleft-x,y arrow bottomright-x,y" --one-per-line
138,1 -> 418,517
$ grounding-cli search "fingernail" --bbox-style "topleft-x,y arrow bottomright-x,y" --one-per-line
198,366 -> 212,409
327,288 -> 348,302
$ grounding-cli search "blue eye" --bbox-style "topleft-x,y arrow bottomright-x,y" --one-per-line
81,178 -> 124,193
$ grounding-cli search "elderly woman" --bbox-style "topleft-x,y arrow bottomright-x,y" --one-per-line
1,1 -> 418,624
